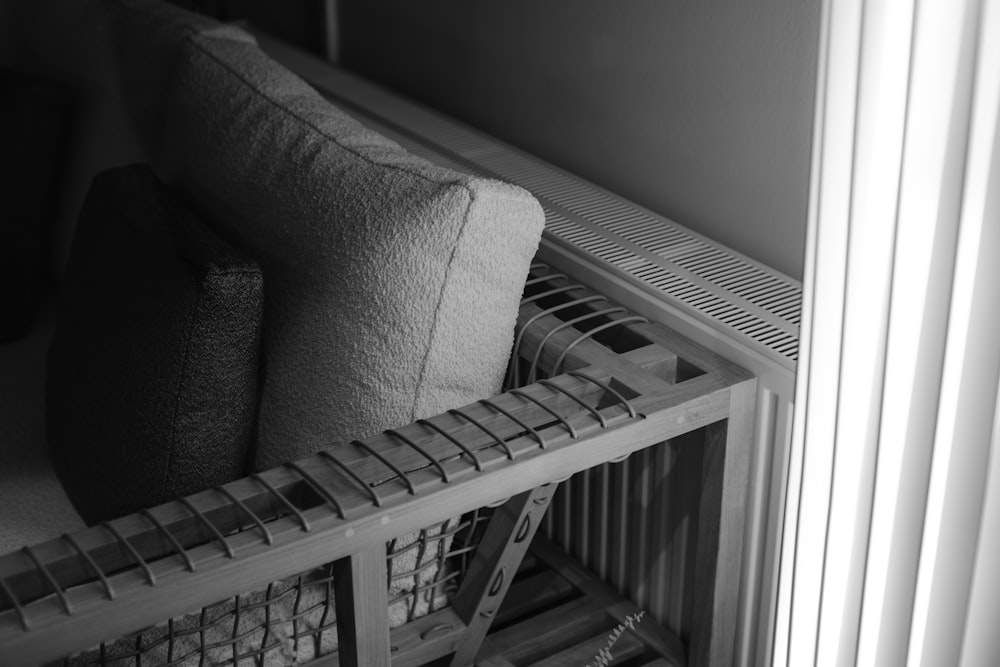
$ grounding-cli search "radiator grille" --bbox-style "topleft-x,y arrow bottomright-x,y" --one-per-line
322,89 -> 801,366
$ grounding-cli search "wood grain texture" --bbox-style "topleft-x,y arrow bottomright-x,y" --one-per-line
475,657 -> 517,667
290,607 -> 467,667
476,596 -> 609,665
690,378 -> 756,667
492,569 -> 574,628
333,543 -> 390,667
449,486 -> 555,666
532,534 -> 686,666
525,630 -> 645,667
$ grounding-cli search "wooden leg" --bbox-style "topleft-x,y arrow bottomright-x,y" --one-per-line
691,379 -> 756,667
448,485 -> 557,666
333,542 -> 390,667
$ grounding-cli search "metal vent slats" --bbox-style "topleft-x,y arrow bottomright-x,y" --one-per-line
322,86 -> 801,363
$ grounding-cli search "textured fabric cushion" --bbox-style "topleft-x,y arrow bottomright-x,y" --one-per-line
0,67 -> 73,342
7,0 -> 228,278
162,33 -> 545,469
47,164 -> 263,524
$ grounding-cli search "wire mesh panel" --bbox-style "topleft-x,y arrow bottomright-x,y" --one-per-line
59,515 -> 470,666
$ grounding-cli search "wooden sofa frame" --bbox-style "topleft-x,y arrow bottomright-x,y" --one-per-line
0,264 -> 754,666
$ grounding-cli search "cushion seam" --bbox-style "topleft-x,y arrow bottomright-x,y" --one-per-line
409,189 -> 478,419
184,35 -> 490,423
162,283 -> 201,505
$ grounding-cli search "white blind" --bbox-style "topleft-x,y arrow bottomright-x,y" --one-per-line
776,0 -> 1000,665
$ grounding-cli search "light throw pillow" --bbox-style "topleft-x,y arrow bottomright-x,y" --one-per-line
161,32 -> 545,469
46,164 -> 263,524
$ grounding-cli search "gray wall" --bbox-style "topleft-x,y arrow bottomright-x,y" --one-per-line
339,0 -> 820,280
215,0 -> 325,54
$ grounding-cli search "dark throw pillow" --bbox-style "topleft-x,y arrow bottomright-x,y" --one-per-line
46,164 -> 263,524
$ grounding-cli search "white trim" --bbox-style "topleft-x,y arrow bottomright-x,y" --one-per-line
779,0 -> 1000,664
909,3 -> 1000,663
775,0 -> 862,662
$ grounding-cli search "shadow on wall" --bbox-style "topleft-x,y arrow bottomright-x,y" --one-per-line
169,0 -> 327,55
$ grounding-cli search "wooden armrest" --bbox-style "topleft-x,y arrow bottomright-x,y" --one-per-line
0,375 -> 734,662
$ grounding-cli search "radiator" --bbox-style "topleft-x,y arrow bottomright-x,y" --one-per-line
257,34 -> 800,667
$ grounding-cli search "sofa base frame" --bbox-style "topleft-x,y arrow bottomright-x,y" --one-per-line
0,264 -> 754,666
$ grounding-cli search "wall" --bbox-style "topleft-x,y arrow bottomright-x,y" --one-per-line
337,0 -> 820,280
214,0 -> 326,54
5,0 -> 819,277
0,1 -> 18,66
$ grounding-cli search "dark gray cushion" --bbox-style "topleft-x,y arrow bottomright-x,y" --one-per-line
47,164 -> 263,524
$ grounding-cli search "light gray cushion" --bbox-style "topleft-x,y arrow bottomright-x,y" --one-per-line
162,32 -> 545,469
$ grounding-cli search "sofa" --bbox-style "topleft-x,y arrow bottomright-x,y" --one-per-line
2,0 -> 544,541
0,1 -> 755,665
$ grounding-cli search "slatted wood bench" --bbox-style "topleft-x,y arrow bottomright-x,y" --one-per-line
0,264 -> 754,666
